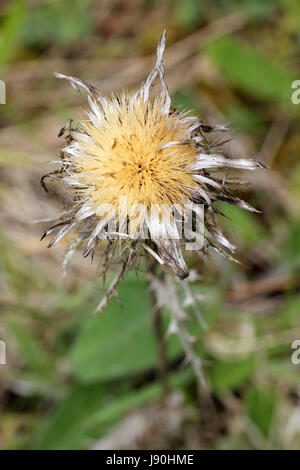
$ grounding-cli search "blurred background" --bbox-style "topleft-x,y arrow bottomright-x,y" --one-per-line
1,0 -> 300,450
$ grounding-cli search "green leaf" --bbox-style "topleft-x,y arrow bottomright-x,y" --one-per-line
206,37 -> 293,104
278,0 -> 300,31
37,383 -> 105,450
21,0 -> 93,47
276,294 -> 300,329
69,279 -> 181,382
87,369 -> 192,431
6,316 -> 54,379
245,386 -> 276,438
0,0 -> 27,72
210,356 -> 255,392
228,0 -> 278,19
269,359 -> 300,386
218,203 -> 266,248
286,217 -> 300,264
225,104 -> 265,134
171,88 -> 199,114
37,369 -> 192,450
174,0 -> 205,29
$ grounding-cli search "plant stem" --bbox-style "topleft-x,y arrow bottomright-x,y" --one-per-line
149,262 -> 169,397
153,300 -> 169,397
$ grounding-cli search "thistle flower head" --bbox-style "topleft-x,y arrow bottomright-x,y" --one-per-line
70,94 -> 197,211
41,31 -> 263,281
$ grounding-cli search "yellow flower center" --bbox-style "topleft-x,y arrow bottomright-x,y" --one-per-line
71,93 -> 197,214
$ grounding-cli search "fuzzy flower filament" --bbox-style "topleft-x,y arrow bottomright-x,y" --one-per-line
41,31 -> 263,281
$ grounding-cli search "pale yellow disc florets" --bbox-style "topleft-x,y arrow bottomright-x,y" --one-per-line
44,31 -> 261,282
71,93 -> 197,215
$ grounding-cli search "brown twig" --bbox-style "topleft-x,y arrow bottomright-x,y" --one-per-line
227,273 -> 300,302
93,249 -> 135,315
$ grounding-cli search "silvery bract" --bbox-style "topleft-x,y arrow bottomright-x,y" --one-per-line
41,31 -> 263,281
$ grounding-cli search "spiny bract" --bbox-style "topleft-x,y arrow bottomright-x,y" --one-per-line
41,31 -> 263,281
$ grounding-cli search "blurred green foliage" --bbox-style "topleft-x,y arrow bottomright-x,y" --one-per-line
206,37 -> 293,104
22,0 -> 94,48
1,0 -> 300,451
0,0 -> 27,73
69,278 -> 181,382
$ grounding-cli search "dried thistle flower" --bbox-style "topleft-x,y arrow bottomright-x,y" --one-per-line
41,31 -> 263,287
